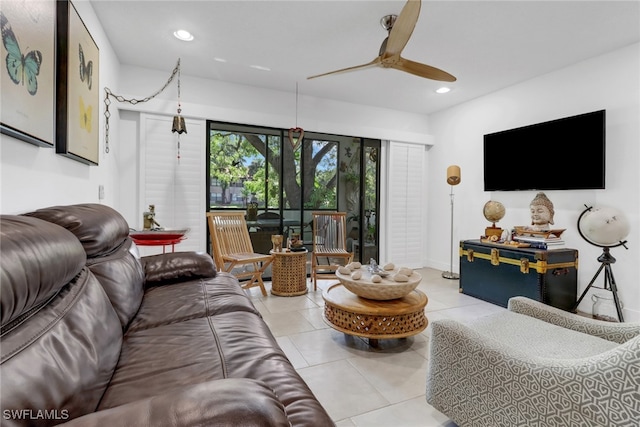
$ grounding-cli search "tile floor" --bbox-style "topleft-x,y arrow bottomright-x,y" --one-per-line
244,267 -> 507,427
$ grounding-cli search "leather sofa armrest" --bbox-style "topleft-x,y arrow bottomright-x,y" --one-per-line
57,379 -> 289,427
141,251 -> 217,288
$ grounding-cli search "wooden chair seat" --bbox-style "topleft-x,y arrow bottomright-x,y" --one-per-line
314,246 -> 350,255
311,212 -> 353,290
207,211 -> 274,296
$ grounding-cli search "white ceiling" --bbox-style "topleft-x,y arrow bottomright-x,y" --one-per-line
91,0 -> 640,116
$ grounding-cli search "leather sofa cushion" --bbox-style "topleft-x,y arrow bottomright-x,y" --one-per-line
25,204 -> 145,329
99,312 -> 332,426
85,238 -> 145,328
141,251 -> 217,286
24,203 -> 130,258
0,269 -> 122,426
58,379 -> 290,427
1,215 -> 86,327
127,272 -> 261,332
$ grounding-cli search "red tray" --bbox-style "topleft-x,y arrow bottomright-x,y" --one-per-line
129,229 -> 189,241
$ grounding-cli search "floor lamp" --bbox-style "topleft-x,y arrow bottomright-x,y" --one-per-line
442,165 -> 461,280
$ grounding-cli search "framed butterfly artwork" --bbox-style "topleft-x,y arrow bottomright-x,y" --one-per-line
0,1 -> 56,147
56,0 -> 99,165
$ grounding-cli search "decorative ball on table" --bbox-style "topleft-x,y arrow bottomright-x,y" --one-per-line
483,200 -> 505,240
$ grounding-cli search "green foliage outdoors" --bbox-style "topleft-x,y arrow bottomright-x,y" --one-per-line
209,131 -> 338,209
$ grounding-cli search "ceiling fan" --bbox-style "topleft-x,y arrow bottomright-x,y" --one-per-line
307,0 -> 456,82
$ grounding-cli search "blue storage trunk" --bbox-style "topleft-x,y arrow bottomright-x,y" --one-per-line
459,240 -> 578,311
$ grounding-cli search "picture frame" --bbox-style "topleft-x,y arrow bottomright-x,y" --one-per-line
56,0 -> 99,165
0,1 -> 56,147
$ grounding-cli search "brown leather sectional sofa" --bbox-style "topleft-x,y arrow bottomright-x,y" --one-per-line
0,204 -> 334,426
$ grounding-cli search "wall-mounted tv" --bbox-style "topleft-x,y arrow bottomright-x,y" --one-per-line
483,110 -> 606,191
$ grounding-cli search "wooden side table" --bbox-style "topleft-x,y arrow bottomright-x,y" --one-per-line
323,284 -> 428,346
270,249 -> 308,296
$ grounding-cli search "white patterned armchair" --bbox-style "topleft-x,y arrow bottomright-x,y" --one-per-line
426,297 -> 640,427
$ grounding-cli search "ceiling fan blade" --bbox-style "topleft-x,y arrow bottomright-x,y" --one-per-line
307,57 -> 381,80
392,57 -> 457,82
384,0 -> 421,57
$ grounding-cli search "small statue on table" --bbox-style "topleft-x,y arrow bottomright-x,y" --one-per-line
528,192 -> 555,231
288,233 -> 305,251
143,204 -> 162,230
271,234 -> 283,252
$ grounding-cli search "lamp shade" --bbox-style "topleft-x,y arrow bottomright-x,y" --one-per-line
447,165 -> 461,185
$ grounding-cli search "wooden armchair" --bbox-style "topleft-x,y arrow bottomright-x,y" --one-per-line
311,212 -> 353,290
206,211 -> 274,296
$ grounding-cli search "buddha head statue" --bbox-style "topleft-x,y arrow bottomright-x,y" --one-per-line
530,192 -> 554,230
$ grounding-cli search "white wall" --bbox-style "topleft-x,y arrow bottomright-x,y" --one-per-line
0,1 -> 120,215
427,43 -> 640,321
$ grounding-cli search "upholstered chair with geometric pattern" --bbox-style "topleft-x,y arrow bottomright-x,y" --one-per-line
426,296 -> 640,427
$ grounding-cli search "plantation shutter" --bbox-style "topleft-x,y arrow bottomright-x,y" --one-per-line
387,141 -> 427,268
140,113 -> 206,254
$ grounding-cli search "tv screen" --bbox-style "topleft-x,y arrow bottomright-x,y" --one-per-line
483,110 -> 606,191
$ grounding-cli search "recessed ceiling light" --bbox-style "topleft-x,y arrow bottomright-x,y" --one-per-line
214,57 -> 227,63
173,30 -> 194,41
435,87 -> 451,94
250,65 -> 271,71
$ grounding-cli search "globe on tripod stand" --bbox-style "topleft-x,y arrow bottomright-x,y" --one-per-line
578,206 -> 630,248
573,205 -> 630,322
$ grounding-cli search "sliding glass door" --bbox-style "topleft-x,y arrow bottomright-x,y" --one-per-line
207,121 -> 380,262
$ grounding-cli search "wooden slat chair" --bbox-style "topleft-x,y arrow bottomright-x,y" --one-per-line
311,211 -> 353,291
206,211 -> 274,296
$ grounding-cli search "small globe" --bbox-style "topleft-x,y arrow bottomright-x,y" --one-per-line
483,200 -> 506,224
578,206 -> 630,247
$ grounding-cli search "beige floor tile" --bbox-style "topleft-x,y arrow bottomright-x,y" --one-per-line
350,396 -> 458,427
288,328 -> 371,366
296,359 -> 390,421
259,293 -> 319,314
260,310 -> 316,337
299,305 -> 330,330
275,336 -> 309,369
264,267 -> 493,425
347,350 -> 429,404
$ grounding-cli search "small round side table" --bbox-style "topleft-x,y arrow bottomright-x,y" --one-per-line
270,249 -> 308,296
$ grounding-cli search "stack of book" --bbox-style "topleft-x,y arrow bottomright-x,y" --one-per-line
512,234 -> 565,249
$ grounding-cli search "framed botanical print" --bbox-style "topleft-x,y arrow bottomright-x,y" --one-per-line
0,1 -> 56,147
56,0 -> 99,165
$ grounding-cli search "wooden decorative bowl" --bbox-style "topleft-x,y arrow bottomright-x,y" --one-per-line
335,268 -> 422,300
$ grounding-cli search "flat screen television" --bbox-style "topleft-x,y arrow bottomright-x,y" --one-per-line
483,110 -> 606,191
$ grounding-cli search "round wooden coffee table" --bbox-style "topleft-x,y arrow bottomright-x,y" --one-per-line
322,284 -> 428,346
270,249 -> 308,296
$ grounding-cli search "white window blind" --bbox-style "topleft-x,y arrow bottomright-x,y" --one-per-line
140,114 -> 206,255
386,141 -> 426,268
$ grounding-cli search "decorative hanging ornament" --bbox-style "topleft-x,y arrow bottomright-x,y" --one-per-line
171,59 -> 186,161
288,82 -> 303,150
103,58 -> 185,159
288,127 -> 304,150
171,59 -> 187,135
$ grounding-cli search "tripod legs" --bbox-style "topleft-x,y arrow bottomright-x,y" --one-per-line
605,265 -> 625,322
572,250 -> 624,322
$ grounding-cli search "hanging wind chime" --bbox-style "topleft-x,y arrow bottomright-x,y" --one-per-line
171,61 -> 186,161
103,58 -> 186,160
288,83 -> 303,150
